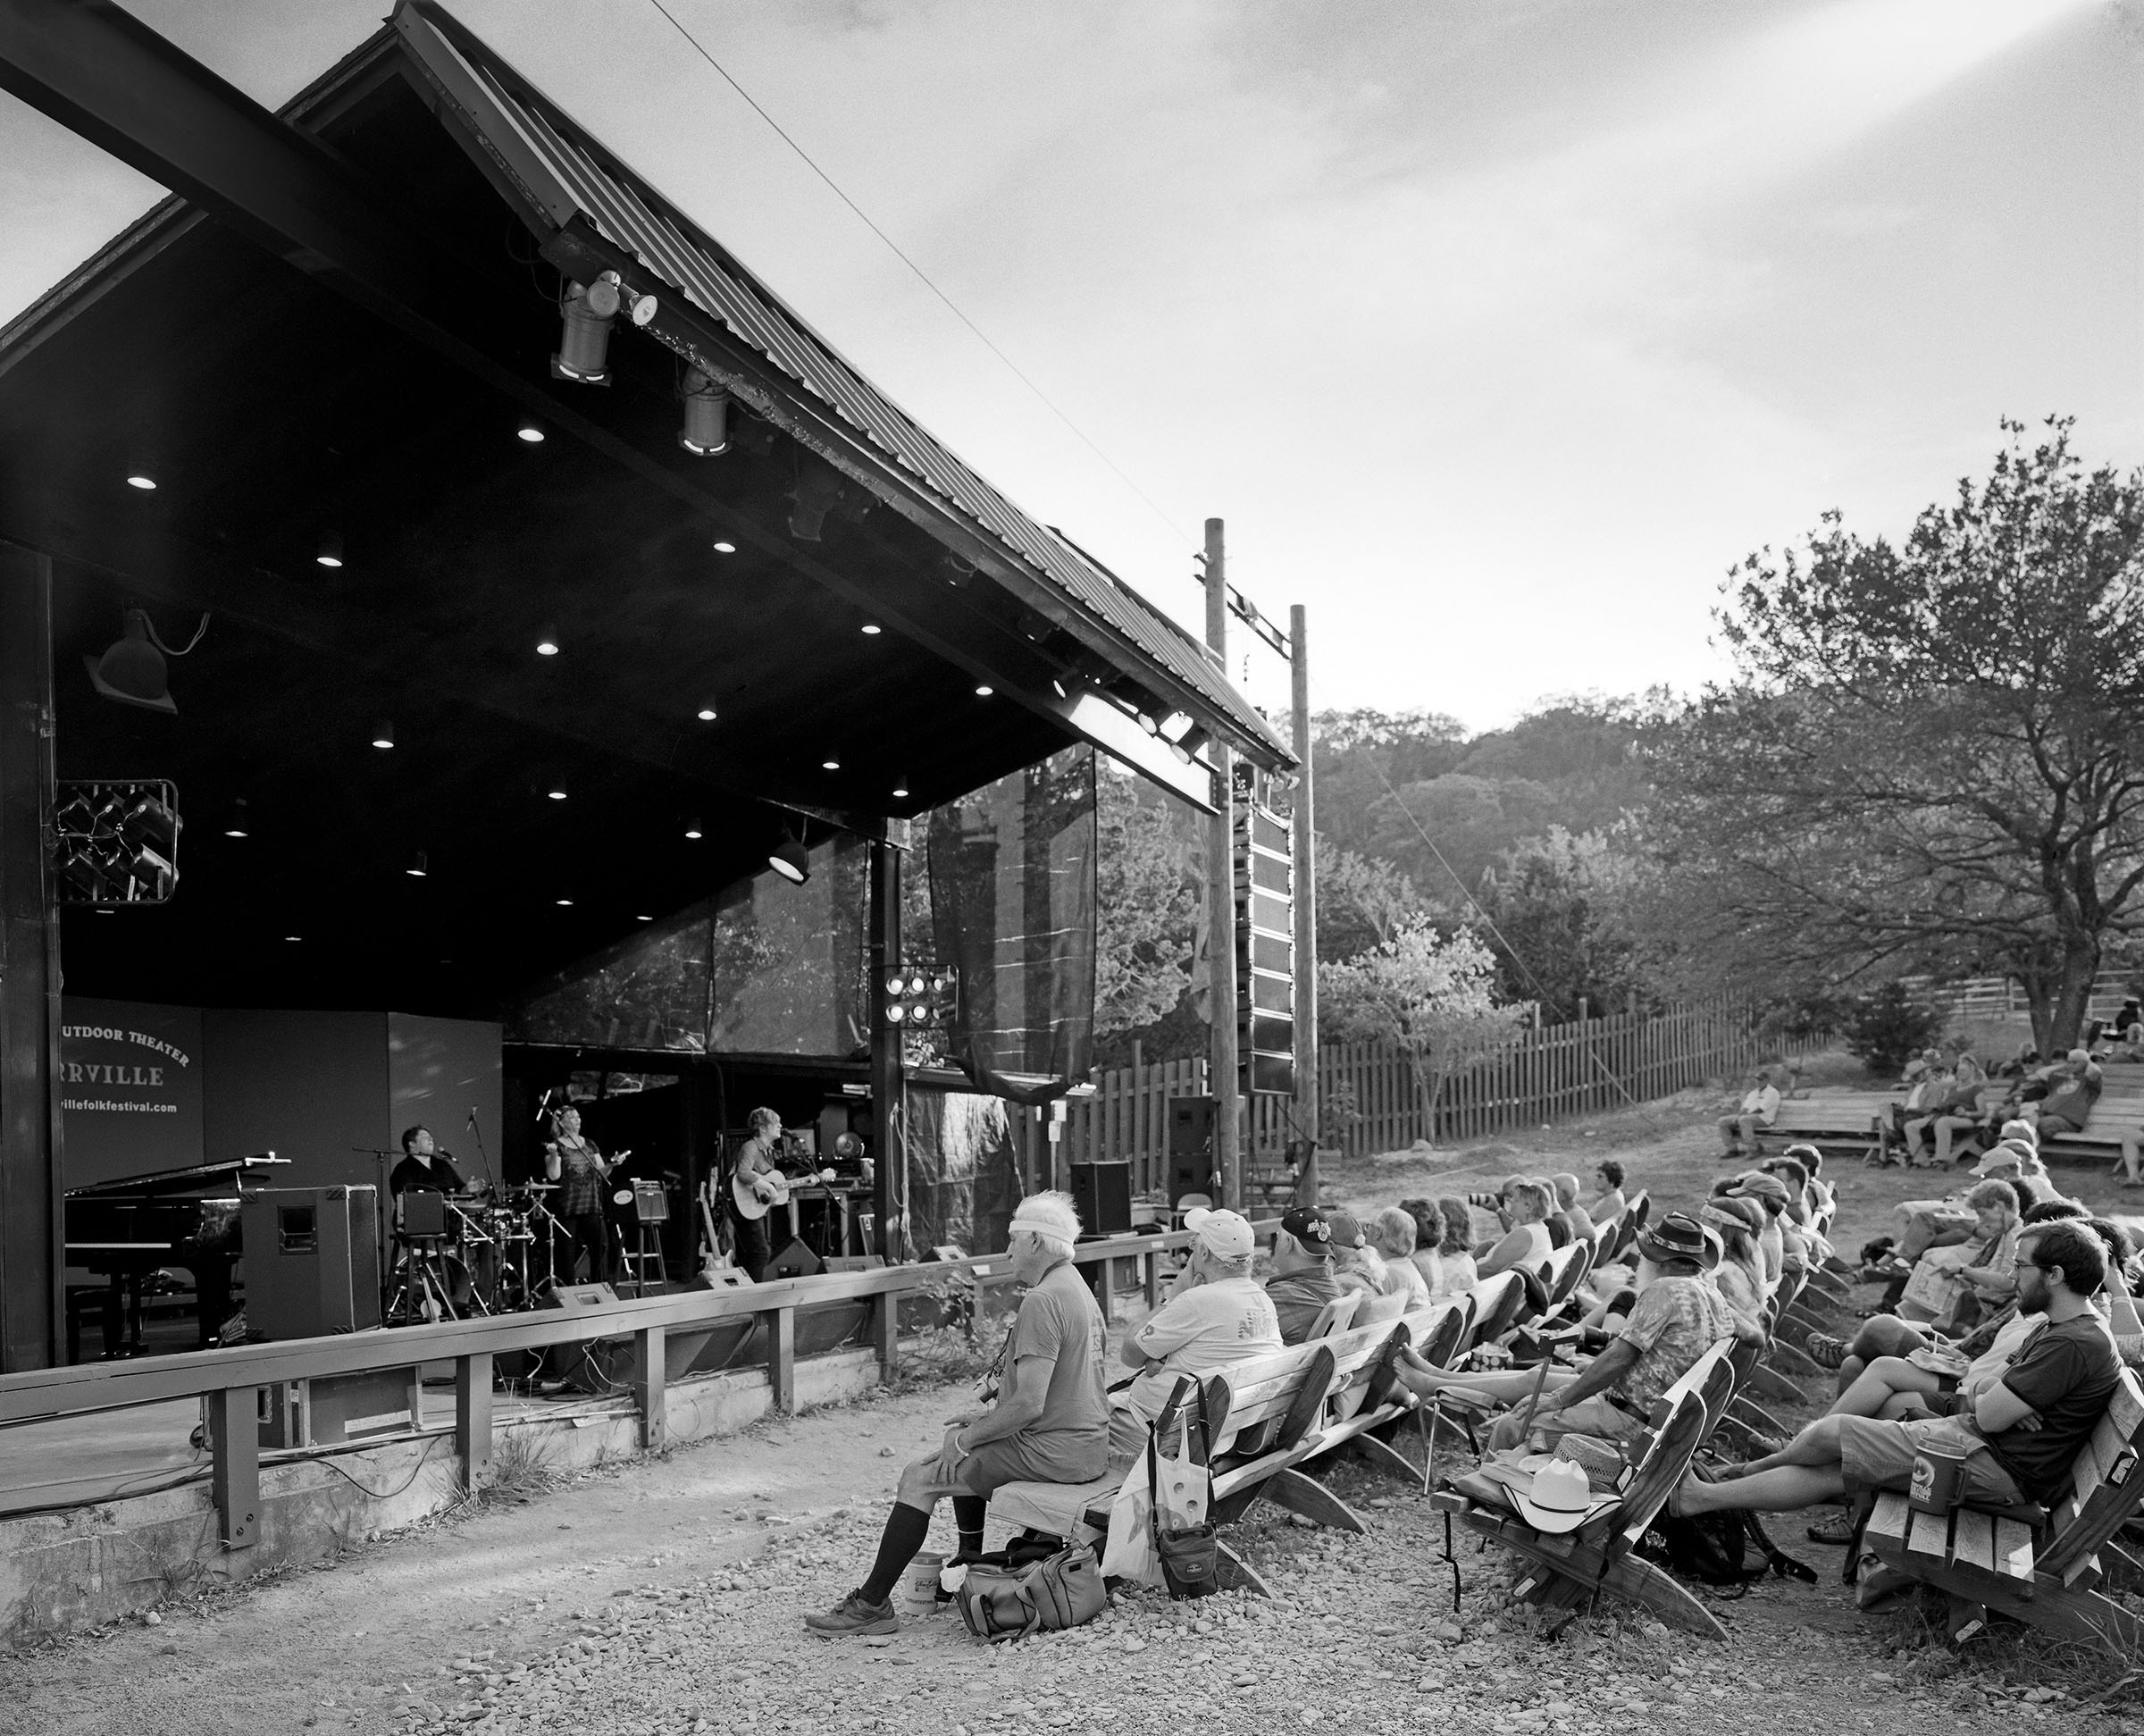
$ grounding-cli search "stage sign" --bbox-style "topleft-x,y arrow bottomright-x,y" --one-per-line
59,996 -> 205,1187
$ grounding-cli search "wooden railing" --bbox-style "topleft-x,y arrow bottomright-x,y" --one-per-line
1052,997 -> 1813,1184
0,1225 -> 1249,1548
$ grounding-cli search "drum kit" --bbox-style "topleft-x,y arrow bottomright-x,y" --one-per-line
383,1180 -> 582,1326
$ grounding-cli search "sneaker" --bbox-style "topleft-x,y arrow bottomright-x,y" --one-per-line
1804,1331 -> 1849,1370
803,1590 -> 899,1637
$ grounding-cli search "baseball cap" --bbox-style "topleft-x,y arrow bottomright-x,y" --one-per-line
1278,1206 -> 1334,1252
1323,1209 -> 1368,1250
1726,1171 -> 1792,1209
1972,1145 -> 2031,1176
1183,1206 -> 1256,1259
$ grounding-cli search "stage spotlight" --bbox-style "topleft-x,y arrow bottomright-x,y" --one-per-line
315,530 -> 345,568
372,719 -> 395,750
84,609 -> 175,714
1136,712 -> 1160,736
536,626 -> 560,657
768,826 -> 810,885
683,817 -> 704,840
1169,725 -> 1211,764
406,850 -> 429,877
678,367 -> 730,455
553,276 -> 620,383
1159,711 -> 1194,742
516,418 -> 546,443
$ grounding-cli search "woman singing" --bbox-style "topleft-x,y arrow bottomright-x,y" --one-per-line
543,1105 -> 626,1285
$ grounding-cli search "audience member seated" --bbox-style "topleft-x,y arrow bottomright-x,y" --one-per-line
1698,1196 -> 1769,1338
804,1190 -> 1107,1637
1108,1207 -> 1282,1460
1261,1207 -> 1342,1344
1721,1170 -> 1793,1293
1882,1143 -> 2048,1282
1477,1179 -> 1557,1279
1882,1050 -> 1947,1160
1718,1067 -> 1781,1159
1326,1209 -> 1391,1298
1434,1196 -> 1479,1294
1400,1199 -> 1445,1296
1549,1172 -> 1595,1244
1587,1159 -> 1627,1224
1394,1212 -> 1739,1452
1368,1207 -> 1433,1308
2030,1047 -> 2104,1139
1905,1055 -> 1986,1164
1679,1220 -> 2122,1598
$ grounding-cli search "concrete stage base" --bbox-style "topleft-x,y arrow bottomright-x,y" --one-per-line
0,1344 -> 886,1643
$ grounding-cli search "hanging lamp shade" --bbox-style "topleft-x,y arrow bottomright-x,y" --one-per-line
84,609 -> 174,714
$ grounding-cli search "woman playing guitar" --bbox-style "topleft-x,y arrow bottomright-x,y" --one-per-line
727,1107 -> 789,1282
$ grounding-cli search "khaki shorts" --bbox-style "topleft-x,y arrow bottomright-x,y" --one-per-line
917,1434 -> 1107,1502
1834,1415 -> 2022,1505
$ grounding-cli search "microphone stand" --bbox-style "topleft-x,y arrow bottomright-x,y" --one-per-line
466,1106 -> 498,1194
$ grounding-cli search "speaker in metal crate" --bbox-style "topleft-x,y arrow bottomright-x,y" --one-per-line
239,1186 -> 381,1339
1069,1162 -> 1133,1236
1167,1097 -> 1217,1205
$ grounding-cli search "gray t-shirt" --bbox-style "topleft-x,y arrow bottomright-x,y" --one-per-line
1001,1260 -> 1111,1478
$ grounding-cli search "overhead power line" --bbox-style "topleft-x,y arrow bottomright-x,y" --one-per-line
645,0 -> 1197,549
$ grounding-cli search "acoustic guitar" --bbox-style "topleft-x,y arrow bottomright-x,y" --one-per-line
731,1164 -> 792,1221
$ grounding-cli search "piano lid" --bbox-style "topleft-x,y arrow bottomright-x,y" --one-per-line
65,1153 -> 289,1199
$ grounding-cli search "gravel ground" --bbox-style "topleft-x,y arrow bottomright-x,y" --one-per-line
18,1067 -> 2144,1736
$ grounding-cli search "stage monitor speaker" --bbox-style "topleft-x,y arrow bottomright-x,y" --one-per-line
1069,1162 -> 1134,1236
631,1179 -> 668,1224
1167,1096 -> 1217,1206
540,1282 -> 620,1310
822,1254 -> 886,1273
691,1268 -> 753,1289
240,1186 -> 381,1340
768,1236 -> 822,1279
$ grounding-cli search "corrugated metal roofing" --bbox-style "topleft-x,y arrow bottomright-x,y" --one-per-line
395,2 -> 1286,764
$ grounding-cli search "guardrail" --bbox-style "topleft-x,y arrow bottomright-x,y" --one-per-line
0,1225 -> 1240,1555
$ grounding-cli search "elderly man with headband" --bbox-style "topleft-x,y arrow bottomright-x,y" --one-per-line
806,1190 -> 1109,1637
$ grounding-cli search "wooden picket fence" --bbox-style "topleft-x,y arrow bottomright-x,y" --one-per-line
1904,972 -> 2134,1026
1044,997 -> 1809,1192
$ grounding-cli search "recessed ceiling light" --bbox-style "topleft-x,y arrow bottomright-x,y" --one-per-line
372,719 -> 395,750
556,897 -> 574,907
546,787 -> 567,801
861,623 -> 882,635
223,827 -> 247,839
516,419 -> 546,443
636,914 -> 654,922
696,705 -> 718,722
822,759 -> 841,771
126,473 -> 156,491
93,908 -> 115,916
712,540 -> 737,554
892,783 -> 910,799
406,850 -> 429,878
315,530 -> 345,569
975,684 -> 993,697
284,934 -> 301,942
683,818 -> 704,839
536,628 -> 560,657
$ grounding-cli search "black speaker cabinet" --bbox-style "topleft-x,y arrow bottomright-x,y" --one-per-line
1070,1162 -> 1134,1236
240,1186 -> 381,1339
1167,1097 -> 1217,1205
768,1236 -> 822,1279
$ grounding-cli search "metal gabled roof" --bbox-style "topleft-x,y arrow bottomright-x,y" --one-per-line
391,0 -> 1288,768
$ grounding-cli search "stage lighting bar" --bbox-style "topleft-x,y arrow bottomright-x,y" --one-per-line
52,778 -> 181,905
883,964 -> 958,1029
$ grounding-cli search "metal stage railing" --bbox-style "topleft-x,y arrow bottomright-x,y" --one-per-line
0,1223 -> 1255,1555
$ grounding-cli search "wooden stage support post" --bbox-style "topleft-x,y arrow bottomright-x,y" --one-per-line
633,1325 -> 666,1450
209,1385 -> 260,1551
457,1352 -> 494,1489
0,547 -> 60,1373
1204,518 -> 1241,1212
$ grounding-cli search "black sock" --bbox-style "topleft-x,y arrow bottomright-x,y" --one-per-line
858,1503 -> 931,1606
951,1496 -> 986,1561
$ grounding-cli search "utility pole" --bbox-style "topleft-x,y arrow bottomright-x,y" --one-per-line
1203,518 -> 1241,1212
1289,603 -> 1319,1210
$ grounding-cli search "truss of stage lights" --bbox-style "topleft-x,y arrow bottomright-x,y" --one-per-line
52,780 -> 181,905
884,964 -> 959,1028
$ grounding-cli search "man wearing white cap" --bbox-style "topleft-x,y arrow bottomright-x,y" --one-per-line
1108,1206 -> 1281,1458
806,1189 -> 1108,1637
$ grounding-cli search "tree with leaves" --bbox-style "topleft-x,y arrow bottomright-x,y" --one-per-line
1093,766 -> 1200,1038
1646,418 -> 2144,1051
1320,920 -> 1520,1141
1475,826 -> 1648,1020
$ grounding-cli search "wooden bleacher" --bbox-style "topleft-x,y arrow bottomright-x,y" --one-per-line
1755,1066 -> 2144,1169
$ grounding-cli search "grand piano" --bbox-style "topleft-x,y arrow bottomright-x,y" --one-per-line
64,1153 -> 289,1358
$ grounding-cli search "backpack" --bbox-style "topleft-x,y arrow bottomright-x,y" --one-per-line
953,1542 -> 1108,1643
1639,1509 -> 1814,1596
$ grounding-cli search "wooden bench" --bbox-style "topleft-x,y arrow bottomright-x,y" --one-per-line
991,1291 -> 1488,1592
1431,1339 -> 1739,1639
1864,1368 -> 2144,1652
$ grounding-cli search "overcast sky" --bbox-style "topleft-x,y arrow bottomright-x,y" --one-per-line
2,0 -> 2135,729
